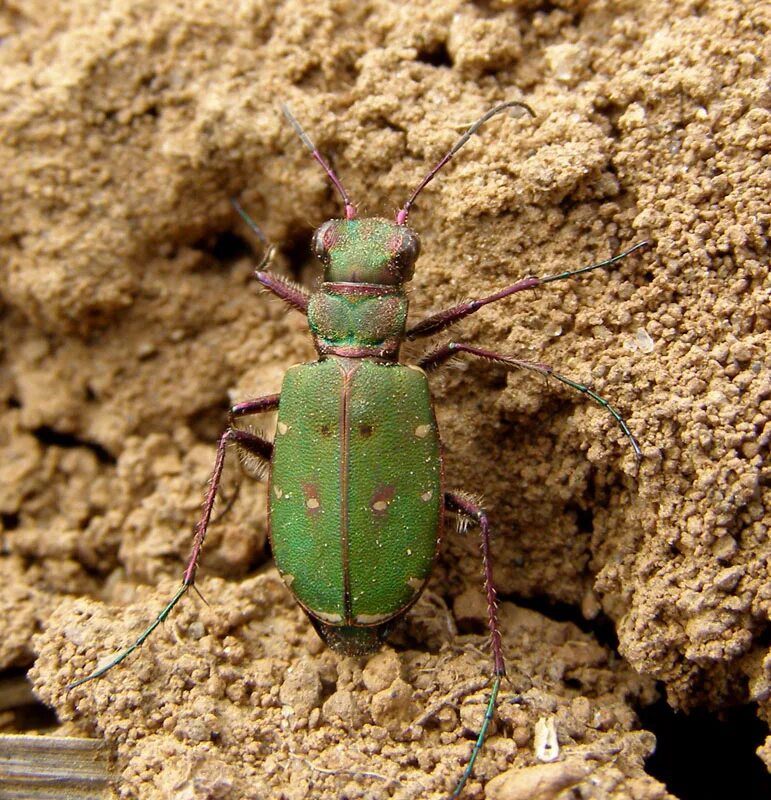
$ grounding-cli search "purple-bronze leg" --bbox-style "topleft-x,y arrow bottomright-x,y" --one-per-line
208,395 -> 280,521
418,342 -> 641,458
68,395 -> 279,689
407,241 -> 649,340
230,393 -> 280,420
185,392 -> 279,587
445,491 -> 505,677
254,271 -> 310,314
408,276 -> 541,339
444,490 -> 504,798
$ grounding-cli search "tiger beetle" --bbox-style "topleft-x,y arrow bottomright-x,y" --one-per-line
69,101 -> 648,797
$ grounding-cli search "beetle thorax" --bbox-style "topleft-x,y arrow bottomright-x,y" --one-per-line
307,283 -> 408,360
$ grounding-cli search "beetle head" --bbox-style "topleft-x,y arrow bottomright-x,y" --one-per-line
313,218 -> 420,286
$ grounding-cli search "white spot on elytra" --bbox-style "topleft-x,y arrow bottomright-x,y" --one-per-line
314,610 -> 343,623
372,500 -> 388,512
283,573 -> 295,587
421,489 -> 433,502
277,422 -> 289,435
407,576 -> 424,591
406,548 -> 412,556
414,424 -> 431,438
355,612 -> 391,624
306,497 -> 320,510
273,486 -> 283,498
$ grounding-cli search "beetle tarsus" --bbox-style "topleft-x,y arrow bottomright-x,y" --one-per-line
447,674 -> 502,800
67,583 -> 190,690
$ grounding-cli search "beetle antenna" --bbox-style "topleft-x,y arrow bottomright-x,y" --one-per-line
282,104 -> 357,221
397,100 -> 535,225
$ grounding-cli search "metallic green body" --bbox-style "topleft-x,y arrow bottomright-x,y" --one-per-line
269,356 -> 443,648
265,216 -> 443,654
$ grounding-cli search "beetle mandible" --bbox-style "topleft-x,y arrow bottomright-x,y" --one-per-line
70,101 -> 647,797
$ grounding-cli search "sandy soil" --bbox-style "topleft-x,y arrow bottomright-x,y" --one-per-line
0,0 -> 768,797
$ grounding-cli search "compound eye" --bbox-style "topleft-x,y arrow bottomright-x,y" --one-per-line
388,229 -> 420,279
399,231 -> 420,265
312,221 -> 338,262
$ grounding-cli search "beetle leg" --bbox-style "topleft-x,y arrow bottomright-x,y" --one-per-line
407,275 -> 540,339
418,342 -> 641,459
181,427 -> 260,585
230,428 -> 273,483
229,392 -> 280,420
444,490 -> 503,798
210,395 -> 280,516
406,241 -> 649,339
229,394 -> 278,481
209,479 -> 241,525
444,492 -> 504,675
67,425 -> 273,689
254,270 -> 310,314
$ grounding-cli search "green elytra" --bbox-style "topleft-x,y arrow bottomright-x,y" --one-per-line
68,100 -> 648,799
271,359 -> 442,653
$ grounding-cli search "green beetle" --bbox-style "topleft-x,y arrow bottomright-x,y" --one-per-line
69,102 -> 646,797
270,219 -> 442,656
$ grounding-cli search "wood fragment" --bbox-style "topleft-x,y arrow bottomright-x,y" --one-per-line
0,735 -> 114,800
